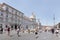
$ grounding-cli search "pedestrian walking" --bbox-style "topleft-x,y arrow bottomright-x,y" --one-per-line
35,31 -> 39,39
18,24 -> 21,30
55,29 -> 59,37
5,25 -> 8,31
0,28 -> 1,34
1,28 -> 3,34
17,28 -> 20,37
35,31 -> 38,35
7,27 -> 10,36
15,24 -> 17,30
0,28 -> 3,34
51,28 -> 54,34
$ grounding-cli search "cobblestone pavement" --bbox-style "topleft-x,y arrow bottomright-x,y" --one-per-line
0,30 -> 60,40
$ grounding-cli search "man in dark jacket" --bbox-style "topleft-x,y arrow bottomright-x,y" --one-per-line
51,28 -> 54,34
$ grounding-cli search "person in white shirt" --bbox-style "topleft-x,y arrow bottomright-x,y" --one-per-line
55,29 -> 59,34
55,29 -> 59,37
17,28 -> 20,37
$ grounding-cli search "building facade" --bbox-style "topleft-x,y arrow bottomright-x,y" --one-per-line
0,3 -> 41,30
54,23 -> 60,29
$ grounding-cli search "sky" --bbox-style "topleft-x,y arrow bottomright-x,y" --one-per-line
0,0 -> 60,26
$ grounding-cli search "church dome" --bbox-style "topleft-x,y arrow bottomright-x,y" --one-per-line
30,16 -> 35,19
30,12 -> 36,19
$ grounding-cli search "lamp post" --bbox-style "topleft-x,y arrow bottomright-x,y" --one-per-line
53,14 -> 55,28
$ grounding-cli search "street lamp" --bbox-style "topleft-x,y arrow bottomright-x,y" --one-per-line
53,14 -> 55,28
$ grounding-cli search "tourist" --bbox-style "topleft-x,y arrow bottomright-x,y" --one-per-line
55,29 -> 59,37
5,25 -> 8,31
15,24 -> 17,30
18,24 -> 21,30
28,29 -> 30,33
0,27 -> 3,34
21,27 -> 24,33
35,31 -> 39,39
7,27 -> 10,36
1,28 -> 3,34
35,32 -> 38,35
51,28 -> 54,34
17,28 -> 20,37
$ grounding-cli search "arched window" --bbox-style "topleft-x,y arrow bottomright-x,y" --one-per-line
0,11 -> 3,16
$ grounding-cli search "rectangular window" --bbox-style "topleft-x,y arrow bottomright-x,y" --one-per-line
6,7 -> 8,11
17,12 -> 19,16
6,18 -> 8,22
12,9 -> 13,14
1,13 -> 3,16
0,11 -> 3,16
0,17 -> 3,22
8,7 -> 13,13
15,11 -> 17,15
6,14 -> 8,17
0,24 -> 2,28
2,5 -> 7,10
13,10 -> 16,14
